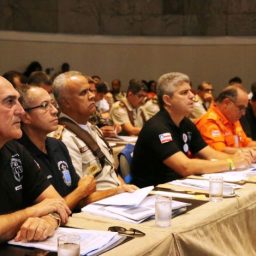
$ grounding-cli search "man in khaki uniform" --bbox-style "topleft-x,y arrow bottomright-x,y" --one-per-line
52,71 -> 137,203
110,80 -> 148,135
139,96 -> 160,121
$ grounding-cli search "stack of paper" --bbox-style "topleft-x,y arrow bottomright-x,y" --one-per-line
9,227 -> 124,256
82,186 -> 189,223
203,168 -> 256,182
170,178 -> 241,197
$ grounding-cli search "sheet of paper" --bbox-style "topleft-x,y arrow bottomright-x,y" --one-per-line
150,190 -> 208,200
82,195 -> 190,223
92,186 -> 154,206
202,168 -> 256,182
8,227 -> 122,256
170,178 -> 241,196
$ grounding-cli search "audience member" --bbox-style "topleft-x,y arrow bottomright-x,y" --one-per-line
88,78 -> 120,137
51,71 -> 137,203
18,86 -> 96,210
190,81 -> 214,120
110,79 -> 148,135
111,79 -> 126,102
23,61 -> 42,78
3,70 -> 27,89
131,72 -> 252,188
139,96 -> 160,121
0,76 -> 70,242
28,71 -> 53,93
196,86 -> 256,153
146,80 -> 157,99
228,76 -> 243,87
240,92 -> 256,140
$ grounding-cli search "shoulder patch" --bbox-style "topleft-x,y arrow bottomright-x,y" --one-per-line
211,130 -> 221,137
50,125 -> 64,140
159,133 -> 173,144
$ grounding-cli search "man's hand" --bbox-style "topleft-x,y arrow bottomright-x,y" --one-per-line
116,184 -> 138,194
78,175 -> 96,196
14,216 -> 56,242
100,125 -> 121,137
28,198 -> 71,224
233,149 -> 253,168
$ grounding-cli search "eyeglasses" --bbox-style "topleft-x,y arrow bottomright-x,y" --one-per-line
25,100 -> 58,112
108,226 -> 145,237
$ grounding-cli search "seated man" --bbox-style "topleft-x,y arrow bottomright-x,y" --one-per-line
139,96 -> 160,121
110,79 -> 148,135
190,81 -> 214,120
18,85 -> 96,210
240,92 -> 256,140
88,78 -> 121,137
51,71 -> 137,203
196,86 -> 256,154
131,72 -> 253,188
0,76 -> 70,242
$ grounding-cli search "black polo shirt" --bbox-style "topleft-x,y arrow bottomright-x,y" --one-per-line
131,109 -> 207,187
18,133 -> 79,197
0,141 -> 50,214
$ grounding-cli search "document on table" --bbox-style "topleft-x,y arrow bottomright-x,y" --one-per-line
202,168 -> 256,182
94,186 -> 154,206
82,195 -> 190,223
8,227 -> 123,256
170,178 -> 242,196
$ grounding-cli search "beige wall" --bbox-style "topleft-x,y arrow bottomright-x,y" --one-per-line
1,31 -> 256,94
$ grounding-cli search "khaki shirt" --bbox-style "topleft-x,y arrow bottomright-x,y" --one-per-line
110,98 -> 144,128
139,98 -> 160,121
50,115 -> 120,190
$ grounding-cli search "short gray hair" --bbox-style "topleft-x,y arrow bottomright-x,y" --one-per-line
52,71 -> 82,104
157,72 -> 190,109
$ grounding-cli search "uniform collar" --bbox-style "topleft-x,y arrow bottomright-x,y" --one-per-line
210,103 -> 230,125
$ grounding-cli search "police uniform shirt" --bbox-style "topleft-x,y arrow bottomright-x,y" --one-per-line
0,141 -> 50,214
18,133 -> 79,197
110,98 -> 144,128
54,113 -> 120,190
131,109 -> 207,188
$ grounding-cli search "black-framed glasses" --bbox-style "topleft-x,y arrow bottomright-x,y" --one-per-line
25,100 -> 58,112
108,226 -> 145,237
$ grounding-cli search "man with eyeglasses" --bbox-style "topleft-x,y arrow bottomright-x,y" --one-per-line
0,76 -> 70,242
17,85 -> 96,211
196,86 -> 256,154
131,73 -> 253,188
190,81 -> 214,120
110,79 -> 148,135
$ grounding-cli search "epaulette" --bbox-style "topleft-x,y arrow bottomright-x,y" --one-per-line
119,101 -> 125,108
51,125 -> 65,139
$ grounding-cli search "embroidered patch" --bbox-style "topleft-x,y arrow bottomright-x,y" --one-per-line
159,133 -> 173,144
58,161 -> 71,186
10,154 -> 23,182
211,130 -> 221,137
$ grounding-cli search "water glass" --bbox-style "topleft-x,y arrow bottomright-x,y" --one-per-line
58,234 -> 80,256
209,176 -> 223,202
155,195 -> 172,227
